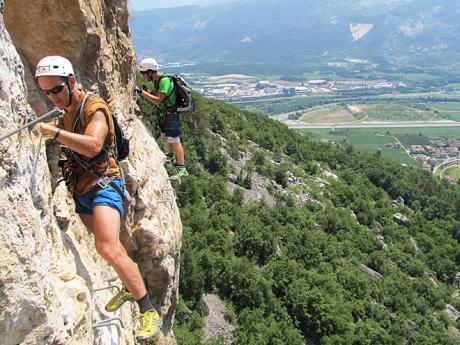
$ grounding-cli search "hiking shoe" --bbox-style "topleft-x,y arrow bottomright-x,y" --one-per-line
104,289 -> 135,312
135,309 -> 161,341
174,166 -> 189,178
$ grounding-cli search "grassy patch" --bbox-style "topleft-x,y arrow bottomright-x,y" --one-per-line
302,128 -> 417,165
442,166 -> 460,180
357,102 -> 445,121
395,134 -> 432,147
299,105 -> 353,123
428,102 -> 460,121
300,126 -> 460,166
440,112 -> 460,121
401,73 -> 441,83
445,83 -> 460,89
430,102 -> 460,111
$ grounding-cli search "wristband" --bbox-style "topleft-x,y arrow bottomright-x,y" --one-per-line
53,128 -> 61,140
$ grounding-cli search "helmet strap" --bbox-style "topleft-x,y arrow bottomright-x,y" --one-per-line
147,70 -> 155,81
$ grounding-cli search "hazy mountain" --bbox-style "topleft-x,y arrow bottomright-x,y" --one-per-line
129,0 -> 248,11
130,0 -> 460,68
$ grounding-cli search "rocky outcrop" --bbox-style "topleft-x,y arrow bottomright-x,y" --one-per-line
393,212 -> 411,227
446,304 -> 459,322
0,1 -> 180,344
360,264 -> 383,280
203,293 -> 234,344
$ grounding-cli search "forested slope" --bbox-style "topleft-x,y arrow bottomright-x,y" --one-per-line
138,91 -> 460,345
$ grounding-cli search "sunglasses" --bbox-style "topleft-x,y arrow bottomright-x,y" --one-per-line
42,82 -> 66,95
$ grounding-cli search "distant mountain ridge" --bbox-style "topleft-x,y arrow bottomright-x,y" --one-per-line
130,0 -> 460,68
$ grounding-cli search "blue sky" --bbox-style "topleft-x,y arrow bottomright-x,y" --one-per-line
129,0 -> 242,11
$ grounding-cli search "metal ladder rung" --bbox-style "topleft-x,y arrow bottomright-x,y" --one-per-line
153,199 -> 173,209
94,317 -> 125,328
167,176 -> 182,184
93,285 -> 121,293
91,277 -> 124,344
161,188 -> 176,200
92,317 -> 124,343
92,277 -> 121,293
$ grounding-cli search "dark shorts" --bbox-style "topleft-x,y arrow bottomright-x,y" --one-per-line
73,177 -> 124,218
162,111 -> 180,138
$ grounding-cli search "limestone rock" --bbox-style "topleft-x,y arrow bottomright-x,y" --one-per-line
392,196 -> 405,207
376,235 -> 388,250
449,326 -> 460,339
360,264 -> 383,280
322,169 -> 339,181
446,304 -> 459,321
0,2 -> 180,344
410,236 -> 419,252
203,293 -> 235,344
393,212 -> 411,227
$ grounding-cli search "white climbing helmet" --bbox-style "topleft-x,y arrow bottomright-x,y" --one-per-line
35,56 -> 74,78
138,58 -> 160,72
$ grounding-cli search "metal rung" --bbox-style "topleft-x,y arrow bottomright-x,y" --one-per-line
167,176 -> 182,184
93,285 -> 121,293
96,317 -> 125,328
161,188 -> 176,200
152,199 -> 173,209
164,157 -> 174,165
92,317 -> 123,344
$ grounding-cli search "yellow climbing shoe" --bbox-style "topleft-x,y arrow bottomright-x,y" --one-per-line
174,166 -> 189,178
104,288 -> 135,312
135,309 -> 161,341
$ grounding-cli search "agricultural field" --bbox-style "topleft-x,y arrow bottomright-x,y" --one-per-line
400,73 -> 441,83
445,82 -> 460,88
429,102 -> 460,122
302,128 -> 417,165
289,101 -> 460,124
394,134 -> 432,147
442,166 -> 460,180
430,102 -> 460,111
353,102 -> 447,121
299,105 -> 355,123
301,126 -> 460,166
383,127 -> 460,139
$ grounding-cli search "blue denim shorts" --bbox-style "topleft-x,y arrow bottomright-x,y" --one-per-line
73,177 -> 124,218
163,111 -> 181,138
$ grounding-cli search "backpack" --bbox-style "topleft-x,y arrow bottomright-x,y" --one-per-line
111,114 -> 130,161
76,94 -> 130,162
159,74 -> 193,113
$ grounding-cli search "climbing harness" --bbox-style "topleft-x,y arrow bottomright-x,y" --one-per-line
60,94 -> 131,201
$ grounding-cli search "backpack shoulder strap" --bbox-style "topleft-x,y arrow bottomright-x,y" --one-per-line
68,93 -> 112,169
159,75 -> 175,98
72,93 -> 92,133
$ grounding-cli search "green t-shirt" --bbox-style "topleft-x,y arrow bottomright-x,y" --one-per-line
153,73 -> 176,112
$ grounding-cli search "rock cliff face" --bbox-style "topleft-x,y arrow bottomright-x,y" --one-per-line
0,1 -> 181,344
